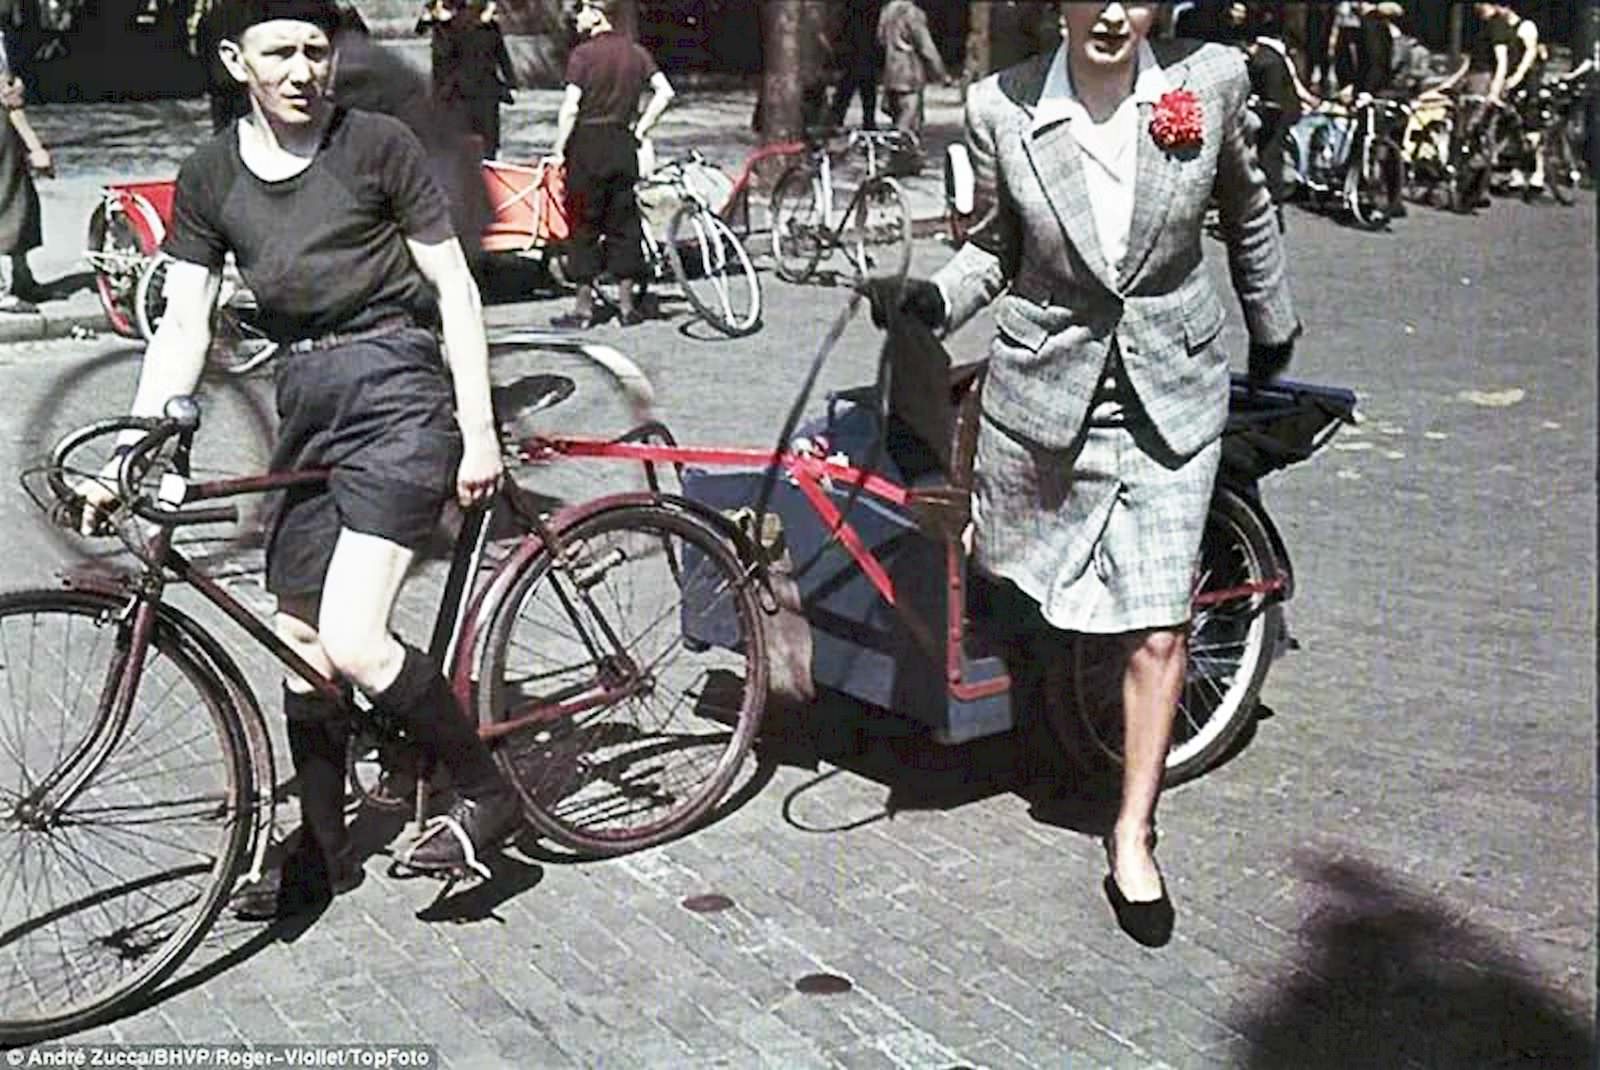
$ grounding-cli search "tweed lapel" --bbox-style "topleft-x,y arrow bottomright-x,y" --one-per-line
1117,97 -> 1179,289
1012,50 -> 1119,294
1024,124 -> 1118,292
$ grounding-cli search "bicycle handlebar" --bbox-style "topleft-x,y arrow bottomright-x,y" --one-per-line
48,396 -> 240,531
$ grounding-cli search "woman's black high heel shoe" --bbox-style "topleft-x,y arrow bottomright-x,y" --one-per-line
1102,834 -> 1174,948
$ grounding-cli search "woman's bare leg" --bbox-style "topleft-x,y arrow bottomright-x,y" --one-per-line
1111,626 -> 1186,902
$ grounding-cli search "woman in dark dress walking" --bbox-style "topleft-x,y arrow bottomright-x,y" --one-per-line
429,0 -> 515,158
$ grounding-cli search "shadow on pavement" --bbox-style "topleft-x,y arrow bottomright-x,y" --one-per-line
1234,854 -> 1597,1068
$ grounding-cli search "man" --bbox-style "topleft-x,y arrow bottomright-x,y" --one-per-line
876,0 -> 949,174
1242,8 -> 1312,212
1436,3 -> 1542,191
879,0 -> 1297,947
80,0 -> 519,917
826,0 -> 882,131
549,0 -> 673,328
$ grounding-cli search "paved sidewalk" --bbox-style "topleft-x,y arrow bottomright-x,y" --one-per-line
14,64 -> 965,345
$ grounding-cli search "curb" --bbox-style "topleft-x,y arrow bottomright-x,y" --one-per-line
0,307 -> 113,346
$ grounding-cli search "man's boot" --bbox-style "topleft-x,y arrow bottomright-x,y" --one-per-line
371,647 -> 520,877
551,282 -> 596,329
231,688 -> 365,920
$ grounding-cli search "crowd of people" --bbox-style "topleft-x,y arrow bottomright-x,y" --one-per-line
1183,2 -> 1589,209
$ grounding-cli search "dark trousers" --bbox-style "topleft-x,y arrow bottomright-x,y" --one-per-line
462,95 -> 501,159
563,124 -> 646,284
829,66 -> 880,129
1257,113 -> 1295,204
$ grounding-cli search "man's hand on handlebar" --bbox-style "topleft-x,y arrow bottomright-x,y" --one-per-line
69,454 -> 129,537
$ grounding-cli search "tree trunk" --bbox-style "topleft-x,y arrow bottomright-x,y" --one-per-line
759,0 -> 804,143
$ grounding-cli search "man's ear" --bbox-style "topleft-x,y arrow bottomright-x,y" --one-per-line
217,37 -> 249,86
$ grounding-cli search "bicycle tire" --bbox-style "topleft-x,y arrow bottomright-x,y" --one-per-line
845,175 -> 912,283
208,300 -> 279,377
769,165 -> 825,284
85,203 -> 145,339
476,503 -> 768,857
1347,136 -> 1404,230
665,203 -> 762,337
1062,487 -> 1283,786
0,588 -> 253,1046
1544,125 -> 1577,205
132,257 -> 279,377
132,252 -> 166,342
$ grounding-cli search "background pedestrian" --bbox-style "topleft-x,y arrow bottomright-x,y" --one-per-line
876,0 -> 950,174
0,32 -> 48,312
548,0 -> 673,328
427,0 -> 515,159
827,0 -> 883,131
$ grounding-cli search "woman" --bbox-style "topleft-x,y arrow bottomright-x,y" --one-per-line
0,35 -> 49,312
891,1 -> 1298,946
78,0 -> 520,919
430,0 -> 515,158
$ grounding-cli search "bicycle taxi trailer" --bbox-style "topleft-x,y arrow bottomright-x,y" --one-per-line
534,318 -> 1358,784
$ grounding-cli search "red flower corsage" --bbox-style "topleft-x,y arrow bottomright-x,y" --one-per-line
1150,89 -> 1204,152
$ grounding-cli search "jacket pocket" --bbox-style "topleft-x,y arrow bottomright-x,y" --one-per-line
994,300 -> 1050,353
1182,284 -> 1227,353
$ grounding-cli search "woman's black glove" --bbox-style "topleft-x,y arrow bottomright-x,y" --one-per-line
861,277 -> 946,331
1247,324 -> 1301,388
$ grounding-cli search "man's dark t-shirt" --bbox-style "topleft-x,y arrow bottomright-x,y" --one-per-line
163,108 -> 454,343
1470,15 -> 1523,74
1248,42 -> 1303,125
565,29 -> 658,126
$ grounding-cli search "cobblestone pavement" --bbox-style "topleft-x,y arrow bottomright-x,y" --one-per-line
0,77 -> 1595,1069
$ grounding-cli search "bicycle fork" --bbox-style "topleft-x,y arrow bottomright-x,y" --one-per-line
13,589 -> 161,830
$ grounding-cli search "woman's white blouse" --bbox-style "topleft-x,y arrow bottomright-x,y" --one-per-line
1031,39 -> 1170,276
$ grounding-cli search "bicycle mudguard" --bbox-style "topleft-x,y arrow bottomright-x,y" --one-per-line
55,570 -> 279,880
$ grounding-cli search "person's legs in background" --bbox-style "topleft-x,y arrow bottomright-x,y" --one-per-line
885,88 -> 925,174
554,132 -> 605,327
600,160 -> 647,325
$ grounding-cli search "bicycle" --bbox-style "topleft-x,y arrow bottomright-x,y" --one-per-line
1,334 -> 770,1044
133,254 -> 280,376
82,180 -> 279,376
768,128 -> 914,285
1508,69 -> 1595,205
1447,94 -> 1516,213
1287,95 -> 1407,230
595,152 -> 763,337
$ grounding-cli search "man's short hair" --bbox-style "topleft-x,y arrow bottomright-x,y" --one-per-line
216,0 -> 342,42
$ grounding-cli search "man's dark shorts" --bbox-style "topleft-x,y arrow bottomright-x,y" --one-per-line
265,326 -> 461,598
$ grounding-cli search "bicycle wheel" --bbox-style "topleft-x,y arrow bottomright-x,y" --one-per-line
665,203 -> 762,337
1067,487 -> 1283,786
477,504 -> 768,856
845,176 -> 912,283
132,253 -> 168,342
1543,124 -> 1578,206
1347,136 -> 1405,230
769,165 -> 826,284
1449,122 -> 1492,213
85,203 -> 146,339
0,589 -> 252,1045
208,292 -> 279,377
